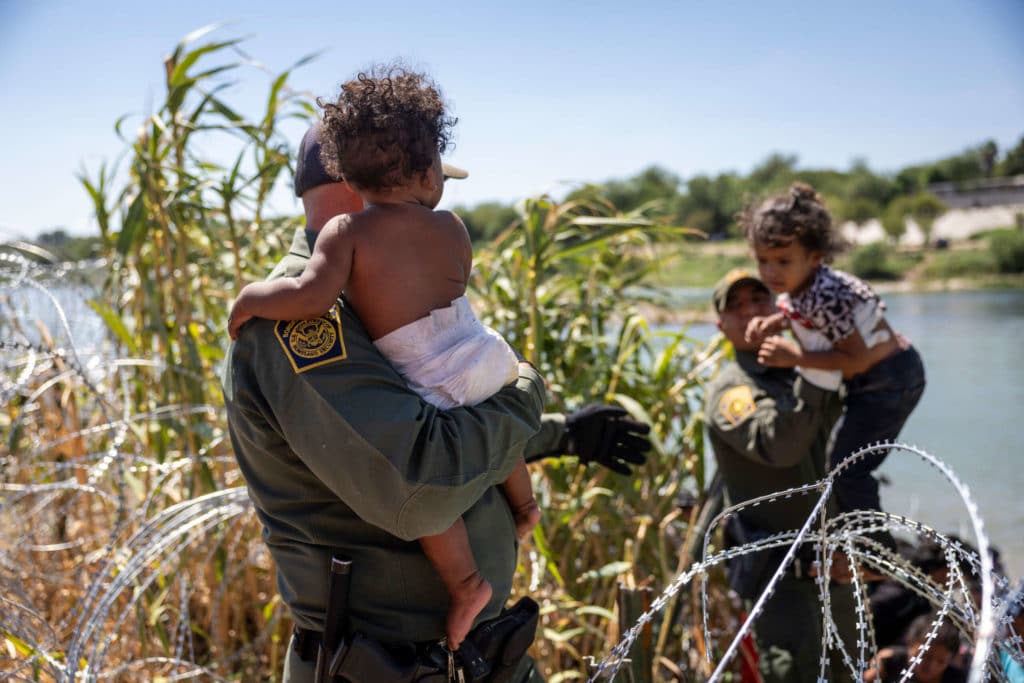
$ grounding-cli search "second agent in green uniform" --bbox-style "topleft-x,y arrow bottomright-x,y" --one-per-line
704,269 -> 867,683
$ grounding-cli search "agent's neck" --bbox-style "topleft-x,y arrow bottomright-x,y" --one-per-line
359,184 -> 431,208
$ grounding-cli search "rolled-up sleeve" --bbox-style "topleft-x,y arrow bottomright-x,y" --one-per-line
523,412 -> 567,462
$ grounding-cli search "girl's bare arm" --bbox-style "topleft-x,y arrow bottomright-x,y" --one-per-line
758,327 -> 897,377
228,216 -> 355,338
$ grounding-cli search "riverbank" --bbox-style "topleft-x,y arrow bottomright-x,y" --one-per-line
636,272 -> 1024,326
637,234 -> 1024,324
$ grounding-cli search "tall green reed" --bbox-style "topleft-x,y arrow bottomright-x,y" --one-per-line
471,197 -> 727,678
79,25 -> 311,471
2,27 -> 318,681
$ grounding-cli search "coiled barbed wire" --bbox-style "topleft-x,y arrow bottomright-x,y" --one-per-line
588,441 -> 1020,682
2,252 -> 268,681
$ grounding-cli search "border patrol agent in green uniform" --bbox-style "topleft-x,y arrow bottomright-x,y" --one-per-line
704,269 -> 860,683
222,123 -> 650,682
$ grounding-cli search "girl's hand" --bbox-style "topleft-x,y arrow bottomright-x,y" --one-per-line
757,335 -> 802,367
745,316 -> 769,344
745,312 -> 785,343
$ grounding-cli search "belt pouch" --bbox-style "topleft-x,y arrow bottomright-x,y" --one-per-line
329,633 -> 423,682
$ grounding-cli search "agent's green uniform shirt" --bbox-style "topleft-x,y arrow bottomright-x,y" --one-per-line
705,350 -> 855,683
222,228 -> 563,645
705,351 -> 841,529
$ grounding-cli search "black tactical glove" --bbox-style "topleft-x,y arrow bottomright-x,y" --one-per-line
557,404 -> 651,475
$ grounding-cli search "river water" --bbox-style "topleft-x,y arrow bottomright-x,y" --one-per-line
684,289 -> 1024,578
878,290 -> 1024,578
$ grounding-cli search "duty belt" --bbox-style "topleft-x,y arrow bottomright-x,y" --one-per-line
296,596 -> 540,683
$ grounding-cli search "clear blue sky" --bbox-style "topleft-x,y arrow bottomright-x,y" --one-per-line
1,0 -> 1022,237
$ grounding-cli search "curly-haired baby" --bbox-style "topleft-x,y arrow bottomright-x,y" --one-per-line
740,183 -> 926,537
228,65 -> 539,649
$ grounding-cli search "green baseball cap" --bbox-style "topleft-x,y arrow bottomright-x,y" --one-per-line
711,268 -> 769,313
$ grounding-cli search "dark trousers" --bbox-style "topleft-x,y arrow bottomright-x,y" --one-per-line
282,633 -> 545,682
830,346 -> 926,515
749,575 -> 858,683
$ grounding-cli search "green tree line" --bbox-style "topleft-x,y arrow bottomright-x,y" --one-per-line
33,133 -> 1024,253
455,137 -> 1024,244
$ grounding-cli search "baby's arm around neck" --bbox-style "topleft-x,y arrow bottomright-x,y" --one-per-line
236,215 -> 355,323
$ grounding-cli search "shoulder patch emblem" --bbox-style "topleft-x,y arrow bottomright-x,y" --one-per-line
718,385 -> 755,425
274,306 -> 347,373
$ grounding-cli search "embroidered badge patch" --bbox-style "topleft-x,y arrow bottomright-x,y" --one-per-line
718,385 -> 755,425
274,306 -> 347,373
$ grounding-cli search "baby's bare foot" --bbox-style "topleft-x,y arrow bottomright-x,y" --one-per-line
513,498 -> 541,540
447,572 -> 492,650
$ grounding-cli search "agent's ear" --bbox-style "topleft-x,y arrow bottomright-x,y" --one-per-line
419,168 -> 438,192
716,321 -> 724,332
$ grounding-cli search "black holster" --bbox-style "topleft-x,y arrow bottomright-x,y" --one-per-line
321,597 -> 540,682
459,596 -> 539,682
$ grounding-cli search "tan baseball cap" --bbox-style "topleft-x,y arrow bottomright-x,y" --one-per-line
711,269 -> 769,313
441,162 -> 468,180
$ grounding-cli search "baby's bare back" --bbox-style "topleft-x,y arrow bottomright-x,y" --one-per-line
345,204 -> 472,340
